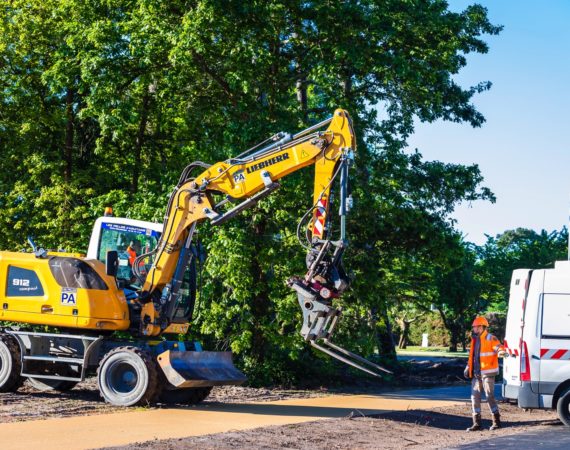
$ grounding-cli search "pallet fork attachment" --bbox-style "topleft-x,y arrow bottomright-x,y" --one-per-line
290,280 -> 392,377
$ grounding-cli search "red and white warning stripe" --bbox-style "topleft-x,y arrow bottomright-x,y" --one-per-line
312,197 -> 328,238
540,348 -> 570,360
503,340 -> 519,357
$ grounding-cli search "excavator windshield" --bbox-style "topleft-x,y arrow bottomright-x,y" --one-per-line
97,222 -> 160,282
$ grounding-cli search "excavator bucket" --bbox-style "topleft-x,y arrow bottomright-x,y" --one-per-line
157,350 -> 247,388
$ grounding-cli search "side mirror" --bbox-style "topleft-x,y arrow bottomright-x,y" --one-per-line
106,250 -> 119,277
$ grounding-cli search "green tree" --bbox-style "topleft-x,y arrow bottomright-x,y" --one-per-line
477,228 -> 568,313
0,0 -> 501,383
433,239 -> 481,351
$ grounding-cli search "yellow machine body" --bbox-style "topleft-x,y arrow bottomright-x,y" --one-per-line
0,110 -> 386,407
0,252 -> 129,331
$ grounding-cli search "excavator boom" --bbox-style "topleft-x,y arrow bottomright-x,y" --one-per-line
137,109 -> 390,377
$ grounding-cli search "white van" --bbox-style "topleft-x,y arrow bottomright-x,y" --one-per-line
503,261 -> 570,425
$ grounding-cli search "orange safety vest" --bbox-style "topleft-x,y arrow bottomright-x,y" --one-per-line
127,246 -> 137,266
467,330 -> 504,378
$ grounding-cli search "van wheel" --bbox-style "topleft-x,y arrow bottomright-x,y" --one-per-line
557,387 -> 570,426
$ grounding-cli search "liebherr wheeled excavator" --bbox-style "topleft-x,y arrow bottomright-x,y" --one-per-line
0,109 -> 389,406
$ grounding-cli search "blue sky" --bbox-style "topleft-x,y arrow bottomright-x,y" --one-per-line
406,0 -> 570,244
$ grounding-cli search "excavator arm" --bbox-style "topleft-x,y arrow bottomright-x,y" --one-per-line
135,109 -> 390,377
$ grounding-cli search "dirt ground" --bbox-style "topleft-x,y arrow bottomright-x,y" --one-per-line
108,403 -> 560,450
0,357 -> 465,423
0,357 -> 562,449
0,379 -> 328,423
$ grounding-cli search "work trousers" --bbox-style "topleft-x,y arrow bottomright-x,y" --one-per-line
471,375 -> 499,414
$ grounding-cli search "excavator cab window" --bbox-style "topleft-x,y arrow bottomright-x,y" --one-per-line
171,256 -> 197,322
97,223 -> 160,283
49,257 -> 108,290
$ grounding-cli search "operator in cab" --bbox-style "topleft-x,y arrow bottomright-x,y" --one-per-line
127,240 -> 141,266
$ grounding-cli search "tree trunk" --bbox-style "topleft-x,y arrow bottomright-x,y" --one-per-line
132,91 -> 150,194
250,219 -> 270,363
296,76 -> 307,120
461,323 -> 467,351
342,76 -> 352,99
449,323 -> 460,352
374,305 -> 396,359
397,320 -> 411,349
268,38 -> 280,117
64,87 -> 74,183
437,308 -> 459,352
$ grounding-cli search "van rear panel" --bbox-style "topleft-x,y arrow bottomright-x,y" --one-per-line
503,269 -> 532,400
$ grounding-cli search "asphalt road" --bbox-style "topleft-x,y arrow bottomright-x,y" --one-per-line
451,427 -> 570,449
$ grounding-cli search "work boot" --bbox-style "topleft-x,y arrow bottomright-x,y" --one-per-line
489,412 -> 501,430
466,414 -> 482,432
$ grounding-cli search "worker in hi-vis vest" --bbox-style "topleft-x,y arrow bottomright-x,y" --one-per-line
464,316 -> 507,431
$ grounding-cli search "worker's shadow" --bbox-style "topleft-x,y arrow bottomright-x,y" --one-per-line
179,403 -> 561,430
369,409 -> 561,430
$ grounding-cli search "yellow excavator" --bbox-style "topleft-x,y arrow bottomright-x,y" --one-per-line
0,109 -> 389,406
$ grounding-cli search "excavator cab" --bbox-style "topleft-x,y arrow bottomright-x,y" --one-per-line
89,216 -> 198,323
88,214 -> 246,400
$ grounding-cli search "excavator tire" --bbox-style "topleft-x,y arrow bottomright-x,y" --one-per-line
26,363 -> 79,392
28,377 -> 78,392
159,386 -> 212,405
97,346 -> 159,406
0,333 -> 24,392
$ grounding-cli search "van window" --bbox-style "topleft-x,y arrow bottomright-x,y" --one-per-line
542,293 -> 570,338
6,266 -> 44,297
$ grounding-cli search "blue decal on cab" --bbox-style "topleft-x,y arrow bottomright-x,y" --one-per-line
6,266 -> 44,297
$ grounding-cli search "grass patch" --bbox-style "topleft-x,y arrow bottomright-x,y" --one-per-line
397,346 -> 468,358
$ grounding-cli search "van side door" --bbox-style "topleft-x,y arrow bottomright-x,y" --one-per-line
539,268 -> 570,401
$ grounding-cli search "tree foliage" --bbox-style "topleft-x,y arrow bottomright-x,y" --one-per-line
0,0 -> 500,384
477,228 -> 568,313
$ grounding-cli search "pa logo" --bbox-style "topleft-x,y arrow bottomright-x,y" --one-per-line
61,288 -> 77,306
233,170 -> 246,183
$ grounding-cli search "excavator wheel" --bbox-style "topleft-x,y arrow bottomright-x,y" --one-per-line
159,386 -> 212,405
26,363 -> 79,392
97,346 -> 159,406
0,333 -> 24,392
27,377 -> 78,392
